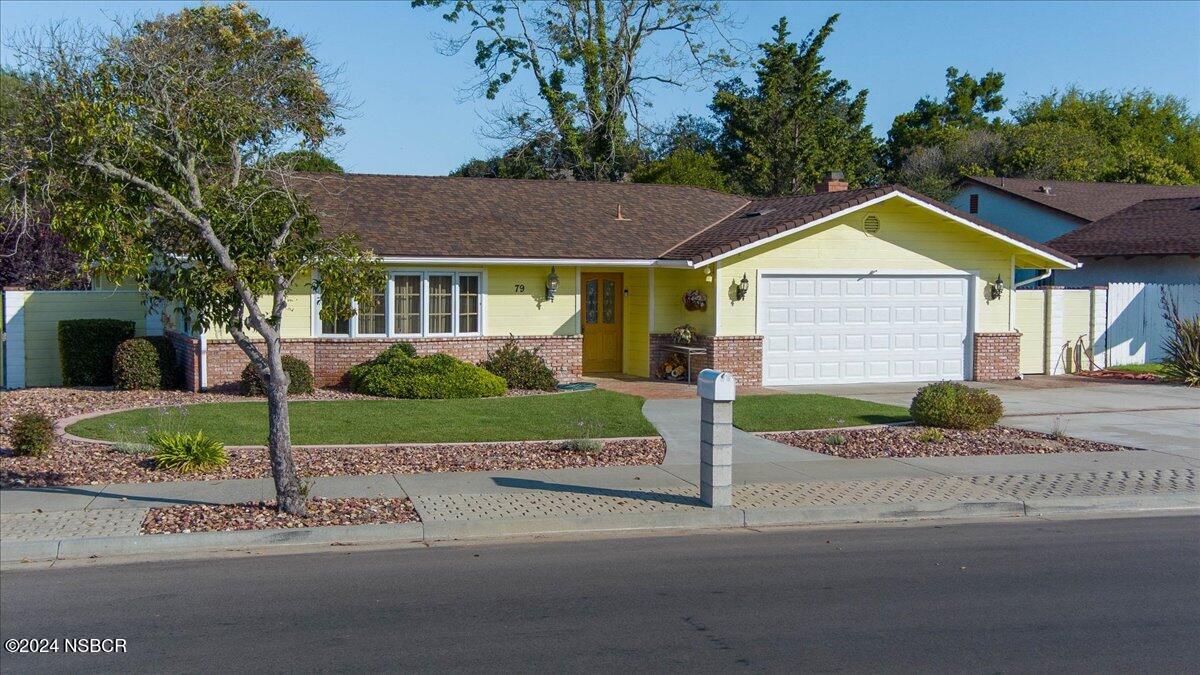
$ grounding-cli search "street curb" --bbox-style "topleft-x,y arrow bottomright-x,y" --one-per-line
5,495 -> 1195,564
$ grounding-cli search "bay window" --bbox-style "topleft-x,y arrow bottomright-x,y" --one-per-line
318,270 -> 483,338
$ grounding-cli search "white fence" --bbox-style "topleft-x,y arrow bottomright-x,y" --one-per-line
1102,283 -> 1200,366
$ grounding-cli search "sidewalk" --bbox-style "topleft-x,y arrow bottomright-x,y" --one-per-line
4,445 -> 1196,564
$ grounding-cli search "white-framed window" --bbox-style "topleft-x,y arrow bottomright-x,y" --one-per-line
316,270 -> 484,338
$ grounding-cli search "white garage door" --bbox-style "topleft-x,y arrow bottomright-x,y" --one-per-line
759,274 -> 971,386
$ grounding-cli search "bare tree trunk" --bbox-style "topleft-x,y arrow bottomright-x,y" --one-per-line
264,337 -> 306,516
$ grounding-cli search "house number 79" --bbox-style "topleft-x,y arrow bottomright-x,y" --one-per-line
514,283 -> 525,292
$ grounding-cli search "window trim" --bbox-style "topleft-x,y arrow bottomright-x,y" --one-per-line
313,269 -> 486,339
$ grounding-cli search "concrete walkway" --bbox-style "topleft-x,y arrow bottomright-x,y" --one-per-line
778,376 -> 1200,459
642,398 -> 829,465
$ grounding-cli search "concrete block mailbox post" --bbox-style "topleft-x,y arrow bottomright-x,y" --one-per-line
697,369 -> 735,507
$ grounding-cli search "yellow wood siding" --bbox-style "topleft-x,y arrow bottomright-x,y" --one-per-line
652,267 -> 715,335
621,268 -> 651,376
715,199 -> 1017,336
21,291 -> 151,387
484,265 -> 579,336
205,279 -> 314,340
1015,290 -> 1046,374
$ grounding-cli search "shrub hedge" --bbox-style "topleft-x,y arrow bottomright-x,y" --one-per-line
113,336 -> 178,390
10,412 -> 55,457
239,355 -> 316,396
909,381 -> 1004,430
480,339 -> 558,391
349,343 -> 506,399
58,319 -> 135,386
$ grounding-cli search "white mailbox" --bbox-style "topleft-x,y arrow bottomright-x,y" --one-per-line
697,369 -> 736,402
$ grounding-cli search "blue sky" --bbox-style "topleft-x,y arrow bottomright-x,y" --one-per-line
2,1 -> 1197,175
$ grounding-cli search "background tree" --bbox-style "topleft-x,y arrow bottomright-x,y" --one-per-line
881,66 -> 1005,173
632,115 -> 728,190
8,3 -> 382,514
414,0 -> 741,181
272,149 -> 345,173
712,16 -> 877,197
1,69 -> 87,288
450,132 -> 561,179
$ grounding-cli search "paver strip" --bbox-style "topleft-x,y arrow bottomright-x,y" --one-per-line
1,508 -> 147,541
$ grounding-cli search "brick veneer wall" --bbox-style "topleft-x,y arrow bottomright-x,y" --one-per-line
202,335 -> 583,391
650,333 -> 763,386
165,330 -> 201,392
973,332 -> 1021,381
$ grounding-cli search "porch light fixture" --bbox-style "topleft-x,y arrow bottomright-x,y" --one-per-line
736,273 -> 750,301
987,274 -> 1005,301
545,266 -> 560,301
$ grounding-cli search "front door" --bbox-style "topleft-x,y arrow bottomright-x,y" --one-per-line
582,272 -> 623,373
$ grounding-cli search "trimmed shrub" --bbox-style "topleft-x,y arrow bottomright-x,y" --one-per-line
1161,293 -> 1200,387
239,355 -> 315,396
909,381 -> 1004,430
58,319 -> 135,386
9,413 -> 55,457
348,344 -> 506,399
150,430 -> 228,473
113,337 -> 178,390
480,339 -> 558,391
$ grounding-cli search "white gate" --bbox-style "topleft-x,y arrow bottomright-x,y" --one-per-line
1103,283 -> 1200,366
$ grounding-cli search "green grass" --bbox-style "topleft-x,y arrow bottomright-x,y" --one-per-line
1107,363 -> 1165,375
68,390 -> 656,445
732,394 -> 910,432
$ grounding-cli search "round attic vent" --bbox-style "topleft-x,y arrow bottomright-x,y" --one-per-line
863,214 -> 880,234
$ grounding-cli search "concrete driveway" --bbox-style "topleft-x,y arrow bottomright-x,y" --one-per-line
776,376 -> 1200,459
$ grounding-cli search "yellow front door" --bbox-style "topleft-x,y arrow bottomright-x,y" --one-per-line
582,272 -> 623,373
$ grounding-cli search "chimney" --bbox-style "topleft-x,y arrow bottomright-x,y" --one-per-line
815,171 -> 848,193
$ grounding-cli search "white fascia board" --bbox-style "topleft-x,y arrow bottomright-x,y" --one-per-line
692,190 -> 1081,270
377,256 -> 694,268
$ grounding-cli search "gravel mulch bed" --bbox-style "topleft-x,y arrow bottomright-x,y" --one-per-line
1,438 -> 665,488
141,497 -> 419,534
764,426 -> 1131,459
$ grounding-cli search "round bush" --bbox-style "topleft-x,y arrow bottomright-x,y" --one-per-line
348,345 -> 506,399
113,337 -> 178,390
480,339 -> 558,391
909,381 -> 1004,430
240,355 -> 315,396
10,412 -> 55,457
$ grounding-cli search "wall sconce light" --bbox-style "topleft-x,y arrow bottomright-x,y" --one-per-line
736,273 -> 750,301
545,266 -> 560,301
987,274 -> 1005,301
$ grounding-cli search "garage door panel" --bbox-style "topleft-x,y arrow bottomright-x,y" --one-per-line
760,274 -> 970,386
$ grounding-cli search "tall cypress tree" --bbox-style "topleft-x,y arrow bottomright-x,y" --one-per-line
712,15 -> 878,196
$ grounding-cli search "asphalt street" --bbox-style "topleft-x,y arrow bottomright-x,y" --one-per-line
2,515 -> 1198,673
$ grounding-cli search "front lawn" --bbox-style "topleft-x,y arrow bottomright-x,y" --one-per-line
733,394 -> 910,432
67,390 -> 656,445
1107,363 -> 1165,376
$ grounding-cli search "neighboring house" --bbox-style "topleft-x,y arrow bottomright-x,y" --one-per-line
949,177 -> 1200,285
1047,197 -> 1200,286
159,174 -> 1076,390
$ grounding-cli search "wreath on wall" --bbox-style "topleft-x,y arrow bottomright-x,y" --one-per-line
682,289 -> 708,312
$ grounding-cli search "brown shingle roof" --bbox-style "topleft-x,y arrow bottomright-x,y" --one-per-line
294,173 -> 746,260
1048,197 -> 1200,257
962,176 -> 1200,222
294,173 -> 1075,266
662,184 -> 1076,265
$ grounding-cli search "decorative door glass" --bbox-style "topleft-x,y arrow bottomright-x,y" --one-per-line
602,280 -> 616,323
585,279 -> 598,324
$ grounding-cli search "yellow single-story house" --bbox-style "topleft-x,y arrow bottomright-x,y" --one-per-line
164,173 -> 1079,391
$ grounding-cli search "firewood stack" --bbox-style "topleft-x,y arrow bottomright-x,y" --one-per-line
657,352 -> 688,380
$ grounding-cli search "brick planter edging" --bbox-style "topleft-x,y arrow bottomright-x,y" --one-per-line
649,333 -> 763,387
202,335 -> 583,391
973,332 -> 1021,381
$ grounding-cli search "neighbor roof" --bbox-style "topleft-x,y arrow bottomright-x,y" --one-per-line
1048,197 -> 1200,257
961,176 -> 1200,222
295,173 -> 1076,267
